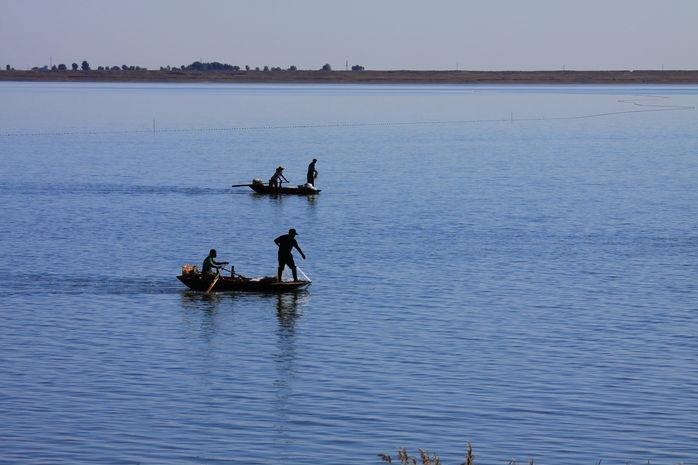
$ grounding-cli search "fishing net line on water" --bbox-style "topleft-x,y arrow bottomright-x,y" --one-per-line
280,265 -> 311,282
1,96 -> 694,137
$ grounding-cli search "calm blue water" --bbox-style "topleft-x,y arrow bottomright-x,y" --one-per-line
1,82 -> 697,465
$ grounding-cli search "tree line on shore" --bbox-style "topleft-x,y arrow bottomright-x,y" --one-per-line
4,61 -> 366,72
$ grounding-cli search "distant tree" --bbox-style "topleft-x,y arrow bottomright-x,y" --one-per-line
182,61 -> 240,72
58,63 -> 67,71
321,63 -> 332,71
254,66 -> 260,71
72,62 -> 79,70
5,64 -> 10,71
263,65 -> 269,72
111,66 -> 120,71
122,65 -> 129,70
97,66 -> 104,71
51,65 -> 58,71
351,64 -> 365,71
271,66 -> 282,71
81,60 -> 90,70
288,65 -> 297,71
245,65 -> 250,71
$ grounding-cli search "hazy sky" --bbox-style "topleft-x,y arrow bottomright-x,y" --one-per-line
1,0 -> 696,70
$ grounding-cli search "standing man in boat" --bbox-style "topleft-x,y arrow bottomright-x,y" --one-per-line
202,249 -> 229,275
274,228 -> 306,282
306,158 -> 318,186
269,166 -> 288,189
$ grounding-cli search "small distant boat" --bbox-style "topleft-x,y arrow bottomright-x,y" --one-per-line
232,179 -> 321,195
177,266 -> 311,293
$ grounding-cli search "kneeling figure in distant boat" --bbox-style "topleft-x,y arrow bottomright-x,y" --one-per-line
269,166 -> 288,189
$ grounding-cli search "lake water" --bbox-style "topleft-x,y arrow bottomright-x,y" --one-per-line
1,82 -> 697,465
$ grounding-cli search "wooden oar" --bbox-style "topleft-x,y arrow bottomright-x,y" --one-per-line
231,183 -> 253,187
206,271 -> 221,293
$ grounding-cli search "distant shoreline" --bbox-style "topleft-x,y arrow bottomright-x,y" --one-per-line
2,69 -> 698,84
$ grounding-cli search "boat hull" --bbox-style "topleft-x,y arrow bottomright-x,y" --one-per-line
250,182 -> 321,195
177,273 -> 310,293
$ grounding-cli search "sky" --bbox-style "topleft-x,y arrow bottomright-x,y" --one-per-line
1,0 -> 697,71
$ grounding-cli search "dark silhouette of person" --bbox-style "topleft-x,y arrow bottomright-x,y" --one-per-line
274,228 -> 306,282
306,158 -> 318,186
202,249 -> 229,275
269,166 -> 288,189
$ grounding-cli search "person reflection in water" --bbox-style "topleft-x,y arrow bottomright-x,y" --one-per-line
274,228 -> 306,282
276,293 -> 300,331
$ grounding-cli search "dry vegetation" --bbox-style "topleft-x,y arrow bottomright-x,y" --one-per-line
378,443 -> 479,465
377,444 -> 689,465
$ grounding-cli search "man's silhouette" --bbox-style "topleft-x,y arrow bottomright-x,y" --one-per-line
274,228 -> 306,282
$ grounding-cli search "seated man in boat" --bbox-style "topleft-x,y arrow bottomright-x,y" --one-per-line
202,249 -> 229,275
269,166 -> 288,188
274,228 -> 306,282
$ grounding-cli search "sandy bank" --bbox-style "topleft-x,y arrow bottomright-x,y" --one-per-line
2,69 -> 698,84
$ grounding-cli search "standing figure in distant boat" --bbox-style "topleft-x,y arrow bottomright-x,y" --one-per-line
274,228 -> 306,282
306,158 -> 318,186
269,166 -> 288,189
202,249 -> 229,275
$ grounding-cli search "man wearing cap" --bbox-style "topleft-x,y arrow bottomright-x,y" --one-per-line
269,166 -> 288,189
306,158 -> 318,186
274,228 -> 306,282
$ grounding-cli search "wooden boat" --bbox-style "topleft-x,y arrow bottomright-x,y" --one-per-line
177,267 -> 310,293
232,179 -> 321,195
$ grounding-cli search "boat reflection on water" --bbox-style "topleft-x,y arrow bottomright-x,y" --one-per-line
178,288 -> 309,320
181,290 -> 222,305
251,191 -> 320,207
179,291 -> 231,343
177,290 -> 310,344
174,288 -> 314,448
